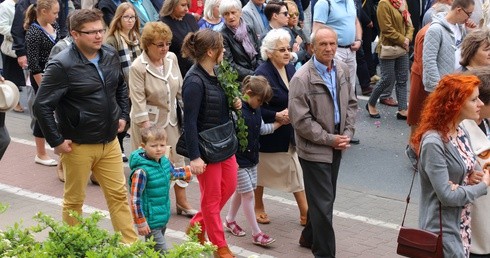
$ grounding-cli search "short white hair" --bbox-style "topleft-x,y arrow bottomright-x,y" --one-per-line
203,0 -> 221,20
260,28 -> 292,61
219,0 -> 242,16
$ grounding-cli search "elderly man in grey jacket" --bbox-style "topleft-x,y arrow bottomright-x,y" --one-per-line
289,25 -> 357,258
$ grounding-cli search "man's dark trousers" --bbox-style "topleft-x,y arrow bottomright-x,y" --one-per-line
299,150 -> 342,258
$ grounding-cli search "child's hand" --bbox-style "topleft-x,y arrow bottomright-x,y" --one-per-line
233,97 -> 242,110
137,225 -> 151,236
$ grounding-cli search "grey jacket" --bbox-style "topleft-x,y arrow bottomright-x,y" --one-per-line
418,131 -> 487,258
422,12 -> 466,92
288,58 -> 357,163
242,1 -> 267,38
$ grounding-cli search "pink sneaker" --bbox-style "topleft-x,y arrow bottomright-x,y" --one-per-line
252,232 -> 276,246
223,220 -> 246,237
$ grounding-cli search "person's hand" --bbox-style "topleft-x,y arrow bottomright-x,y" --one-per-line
0,76 -> 4,82
139,120 -> 151,129
233,97 -> 242,110
481,168 -> 490,186
292,42 -> 300,53
448,181 -> 459,191
54,140 -> 72,154
350,41 -> 361,51
332,135 -> 351,150
275,109 -> 289,124
117,119 -> 126,133
465,19 -> 477,29
295,35 -> 303,46
190,157 -> 207,175
137,225 -> 151,236
469,170 -> 484,185
403,38 -> 410,51
17,55 -> 27,69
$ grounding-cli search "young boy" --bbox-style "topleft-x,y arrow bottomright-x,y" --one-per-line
128,125 -> 192,252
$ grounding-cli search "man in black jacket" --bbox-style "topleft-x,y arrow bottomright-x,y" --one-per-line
33,9 -> 138,244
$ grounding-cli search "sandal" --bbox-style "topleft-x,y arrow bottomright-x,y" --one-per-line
255,211 -> 270,224
223,220 -> 246,237
13,106 -> 24,113
252,232 -> 276,247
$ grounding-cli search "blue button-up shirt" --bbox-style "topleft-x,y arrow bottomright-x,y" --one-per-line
254,3 -> 269,30
313,56 -> 340,125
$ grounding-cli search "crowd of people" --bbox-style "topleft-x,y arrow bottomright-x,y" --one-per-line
1,0 -> 490,257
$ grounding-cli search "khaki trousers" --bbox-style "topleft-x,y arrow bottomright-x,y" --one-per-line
61,139 -> 138,243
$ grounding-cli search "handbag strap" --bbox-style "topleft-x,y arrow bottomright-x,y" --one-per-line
401,168 -> 442,236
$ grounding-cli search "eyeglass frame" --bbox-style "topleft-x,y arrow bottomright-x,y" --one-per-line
278,11 -> 289,17
122,15 -> 137,21
151,42 -> 172,48
76,29 -> 106,36
461,7 -> 472,17
273,47 -> 292,53
289,12 -> 299,18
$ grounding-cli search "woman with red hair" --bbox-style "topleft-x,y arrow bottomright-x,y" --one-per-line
411,74 -> 490,257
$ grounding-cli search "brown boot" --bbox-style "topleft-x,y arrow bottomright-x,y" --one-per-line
294,190 -> 308,226
214,246 -> 235,258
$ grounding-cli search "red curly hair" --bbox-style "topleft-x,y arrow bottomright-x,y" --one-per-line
411,74 -> 480,155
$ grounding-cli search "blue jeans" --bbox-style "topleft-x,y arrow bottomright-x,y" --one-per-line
146,227 -> 167,253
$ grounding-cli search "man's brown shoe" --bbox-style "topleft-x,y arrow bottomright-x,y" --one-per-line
379,97 -> 398,107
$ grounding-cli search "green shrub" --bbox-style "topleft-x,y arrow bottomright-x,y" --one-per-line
0,210 -> 215,257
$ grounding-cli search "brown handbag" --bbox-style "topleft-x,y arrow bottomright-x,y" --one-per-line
396,168 -> 443,258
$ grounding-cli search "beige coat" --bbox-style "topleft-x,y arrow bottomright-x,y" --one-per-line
129,51 -> 184,164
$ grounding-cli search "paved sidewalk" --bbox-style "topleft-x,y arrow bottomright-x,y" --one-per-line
0,106 -> 416,257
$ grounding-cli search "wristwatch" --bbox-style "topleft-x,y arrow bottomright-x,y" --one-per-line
355,39 -> 363,44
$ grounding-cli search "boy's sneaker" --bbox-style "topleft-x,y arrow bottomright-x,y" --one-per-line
122,153 -> 128,162
223,220 -> 246,237
252,232 -> 276,246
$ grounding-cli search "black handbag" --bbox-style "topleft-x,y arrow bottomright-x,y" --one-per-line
396,168 -> 443,258
176,120 -> 238,163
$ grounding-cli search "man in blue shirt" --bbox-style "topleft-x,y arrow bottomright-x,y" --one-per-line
242,0 -> 269,39
312,0 -> 362,92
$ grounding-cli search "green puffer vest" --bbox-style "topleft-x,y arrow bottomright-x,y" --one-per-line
129,148 -> 171,229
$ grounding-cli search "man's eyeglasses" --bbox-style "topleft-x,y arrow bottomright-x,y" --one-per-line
273,47 -> 292,53
289,12 -> 299,18
152,42 -> 172,48
279,11 -> 289,17
461,8 -> 472,18
122,15 -> 137,21
77,29 -> 106,35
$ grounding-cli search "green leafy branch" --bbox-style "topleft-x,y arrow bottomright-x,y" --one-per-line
217,60 -> 248,151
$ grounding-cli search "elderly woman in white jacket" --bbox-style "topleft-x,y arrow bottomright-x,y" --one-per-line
129,21 -> 197,217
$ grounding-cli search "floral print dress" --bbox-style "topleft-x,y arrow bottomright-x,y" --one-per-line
449,126 -> 476,258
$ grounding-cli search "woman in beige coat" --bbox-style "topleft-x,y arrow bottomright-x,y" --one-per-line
129,21 -> 197,217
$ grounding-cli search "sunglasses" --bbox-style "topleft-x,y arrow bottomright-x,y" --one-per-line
289,12 -> 299,18
273,47 -> 292,53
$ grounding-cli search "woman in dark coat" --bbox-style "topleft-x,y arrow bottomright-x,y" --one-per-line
254,28 -> 307,226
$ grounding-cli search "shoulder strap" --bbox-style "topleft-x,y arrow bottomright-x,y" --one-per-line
402,148 -> 442,237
